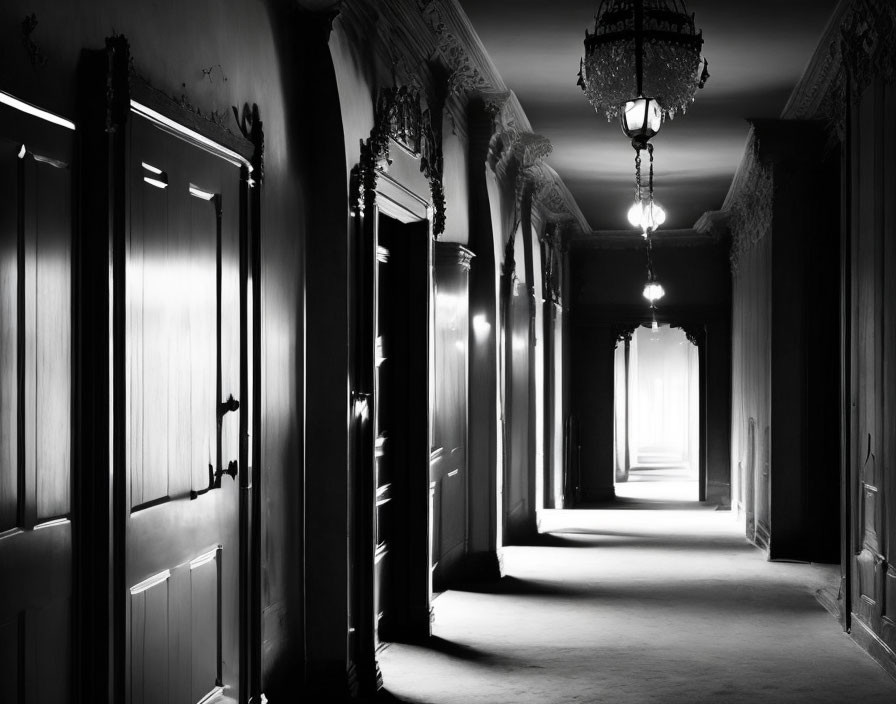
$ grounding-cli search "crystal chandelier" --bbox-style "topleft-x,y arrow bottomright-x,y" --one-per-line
578,0 -> 709,124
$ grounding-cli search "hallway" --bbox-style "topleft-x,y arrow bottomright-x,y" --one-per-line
379,507 -> 896,703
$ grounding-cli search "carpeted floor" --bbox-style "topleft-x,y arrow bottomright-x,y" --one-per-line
377,485 -> 896,703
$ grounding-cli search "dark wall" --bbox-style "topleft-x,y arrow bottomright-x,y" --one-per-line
846,74 -> 896,666
570,239 -> 731,505
729,122 -> 841,562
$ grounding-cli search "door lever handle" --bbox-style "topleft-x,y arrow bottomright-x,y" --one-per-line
219,395 -> 240,417
191,461 -> 239,500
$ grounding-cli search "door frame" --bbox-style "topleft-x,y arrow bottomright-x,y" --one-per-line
607,317 -> 710,503
77,37 -> 263,702
350,120 -> 437,693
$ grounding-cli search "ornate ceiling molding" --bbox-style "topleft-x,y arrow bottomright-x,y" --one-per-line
783,0 -> 896,141
532,164 -> 591,232
416,0 -> 494,96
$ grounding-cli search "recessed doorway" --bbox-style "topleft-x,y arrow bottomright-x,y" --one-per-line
614,324 -> 699,503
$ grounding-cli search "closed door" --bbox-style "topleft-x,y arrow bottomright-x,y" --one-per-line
0,92 -> 75,703
123,109 -> 243,703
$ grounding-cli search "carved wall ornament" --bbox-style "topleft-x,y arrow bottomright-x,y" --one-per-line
416,0 -> 490,96
21,13 -> 48,68
484,90 -> 513,123
613,324 -> 639,348
357,85 -> 447,236
541,222 -> 567,307
784,0 -> 896,143
673,322 -> 706,348
841,0 -> 896,96
725,134 -> 773,276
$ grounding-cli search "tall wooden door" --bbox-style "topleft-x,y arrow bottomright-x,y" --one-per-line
504,229 -> 532,542
0,91 -> 75,703
431,243 -> 472,590
122,104 -> 246,703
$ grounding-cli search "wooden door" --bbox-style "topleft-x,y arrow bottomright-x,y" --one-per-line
504,230 -> 532,542
374,235 -> 392,645
122,106 -> 244,703
0,91 -> 75,703
431,243 -> 472,589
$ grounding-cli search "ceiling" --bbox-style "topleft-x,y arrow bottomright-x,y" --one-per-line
457,0 -> 839,232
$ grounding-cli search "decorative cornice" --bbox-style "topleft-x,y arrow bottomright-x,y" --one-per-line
783,0 -> 896,142
693,210 -> 730,240
434,241 -> 475,270
416,0 -> 496,96
722,130 -> 772,275
782,1 -> 852,122
532,164 -> 592,233
356,84 -> 447,236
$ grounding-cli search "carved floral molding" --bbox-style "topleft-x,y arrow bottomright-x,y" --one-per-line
358,85 -> 447,236
726,133 -> 773,276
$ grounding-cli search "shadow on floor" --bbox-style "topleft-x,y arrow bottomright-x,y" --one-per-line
454,575 -> 586,598
576,496 -> 711,511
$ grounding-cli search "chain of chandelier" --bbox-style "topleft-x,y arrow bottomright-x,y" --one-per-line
578,0 -> 709,326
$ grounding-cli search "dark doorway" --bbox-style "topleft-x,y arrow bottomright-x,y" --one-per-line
374,213 -> 429,645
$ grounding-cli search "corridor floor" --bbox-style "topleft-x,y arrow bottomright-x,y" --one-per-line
378,502 -> 896,703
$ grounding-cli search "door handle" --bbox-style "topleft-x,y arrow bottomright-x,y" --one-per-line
219,395 -> 240,417
191,461 -> 239,500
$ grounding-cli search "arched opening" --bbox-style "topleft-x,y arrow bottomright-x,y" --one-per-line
614,324 -> 700,503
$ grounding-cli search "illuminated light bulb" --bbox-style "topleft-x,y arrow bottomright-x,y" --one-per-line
627,200 -> 667,233
643,282 -> 665,303
622,98 -> 663,148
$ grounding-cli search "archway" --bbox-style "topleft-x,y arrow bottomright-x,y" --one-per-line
614,325 -> 700,502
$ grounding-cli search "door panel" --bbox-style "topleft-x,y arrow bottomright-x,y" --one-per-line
124,111 -> 241,703
0,95 -> 75,703
431,243 -> 471,588
505,236 -> 531,540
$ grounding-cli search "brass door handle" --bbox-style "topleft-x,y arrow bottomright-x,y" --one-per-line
219,395 -> 240,417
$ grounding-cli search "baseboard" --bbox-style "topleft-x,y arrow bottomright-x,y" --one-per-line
814,586 -> 841,620
706,481 -> 731,508
850,616 -> 896,683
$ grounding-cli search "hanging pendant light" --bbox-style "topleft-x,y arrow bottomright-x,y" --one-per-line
642,236 -> 665,305
622,97 -> 663,149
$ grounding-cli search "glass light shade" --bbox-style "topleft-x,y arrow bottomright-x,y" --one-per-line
627,200 -> 667,232
622,98 -> 663,145
643,282 -> 665,303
